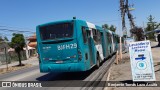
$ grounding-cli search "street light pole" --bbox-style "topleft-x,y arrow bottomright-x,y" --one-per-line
25,37 -> 29,60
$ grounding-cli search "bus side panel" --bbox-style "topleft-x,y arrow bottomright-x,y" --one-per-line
36,26 -> 42,65
76,21 -> 92,71
108,33 -> 113,56
100,30 -> 107,59
105,31 -> 110,58
77,20 -> 101,70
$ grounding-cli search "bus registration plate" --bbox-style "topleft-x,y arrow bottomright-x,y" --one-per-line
55,60 -> 63,63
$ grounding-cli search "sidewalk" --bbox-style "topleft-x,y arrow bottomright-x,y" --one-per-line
150,42 -> 160,64
0,57 -> 39,69
106,41 -> 160,90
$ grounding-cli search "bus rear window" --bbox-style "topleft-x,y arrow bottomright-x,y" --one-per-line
39,23 -> 73,40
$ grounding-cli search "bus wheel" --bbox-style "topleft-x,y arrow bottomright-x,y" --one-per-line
96,53 -> 100,68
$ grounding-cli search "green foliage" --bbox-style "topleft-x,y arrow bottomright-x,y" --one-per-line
4,36 -> 9,41
0,36 -> 3,43
109,25 -> 116,32
102,24 -> 116,32
130,26 -> 144,41
0,36 -> 9,45
145,15 -> 160,39
102,24 -> 109,29
10,33 -> 25,66
10,33 -> 25,52
0,36 -> 2,40
0,36 -> 8,42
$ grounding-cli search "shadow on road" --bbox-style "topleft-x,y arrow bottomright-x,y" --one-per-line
155,69 -> 160,72
36,66 -> 97,81
151,45 -> 160,48
36,55 -> 112,81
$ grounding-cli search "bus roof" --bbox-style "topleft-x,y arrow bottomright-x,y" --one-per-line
37,19 -> 109,33
37,20 -> 74,27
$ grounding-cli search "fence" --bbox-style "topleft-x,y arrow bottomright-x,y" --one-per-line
0,50 -> 27,65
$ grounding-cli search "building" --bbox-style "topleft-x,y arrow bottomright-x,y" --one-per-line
27,34 -> 37,57
28,33 -> 37,48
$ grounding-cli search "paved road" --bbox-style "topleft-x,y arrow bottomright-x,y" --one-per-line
0,55 -> 115,90
0,65 -> 39,81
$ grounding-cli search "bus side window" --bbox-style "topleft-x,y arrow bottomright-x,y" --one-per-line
86,30 -> 91,37
96,31 -> 101,43
99,31 -> 102,42
92,29 -> 101,44
82,27 -> 87,43
92,29 -> 97,44
109,34 -> 112,43
107,33 -> 109,43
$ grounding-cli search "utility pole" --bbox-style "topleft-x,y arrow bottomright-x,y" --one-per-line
120,0 -> 135,37
25,37 -> 29,59
119,0 -> 136,59
120,0 -> 127,37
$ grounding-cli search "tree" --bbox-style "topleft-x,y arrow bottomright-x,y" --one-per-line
0,36 -> 9,44
130,26 -> 144,41
109,25 -> 116,32
10,33 -> 25,66
102,24 -> 109,30
0,36 -> 4,43
102,24 -> 116,32
4,36 -> 9,41
145,15 -> 160,39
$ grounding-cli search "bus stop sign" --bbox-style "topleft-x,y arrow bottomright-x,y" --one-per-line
129,40 -> 156,81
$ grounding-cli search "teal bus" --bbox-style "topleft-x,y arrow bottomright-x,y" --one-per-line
36,19 -> 119,72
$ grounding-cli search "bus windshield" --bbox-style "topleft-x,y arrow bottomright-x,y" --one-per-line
39,23 -> 73,40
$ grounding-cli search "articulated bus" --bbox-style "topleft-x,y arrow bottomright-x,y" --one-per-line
36,19 -> 119,72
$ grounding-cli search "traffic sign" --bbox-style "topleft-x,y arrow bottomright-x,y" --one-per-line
129,40 -> 156,81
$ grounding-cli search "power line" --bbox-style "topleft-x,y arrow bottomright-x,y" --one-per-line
0,28 -> 35,33
0,25 -> 34,31
91,19 -> 121,23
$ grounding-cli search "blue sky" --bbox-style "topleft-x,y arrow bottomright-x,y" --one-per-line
0,0 -> 160,39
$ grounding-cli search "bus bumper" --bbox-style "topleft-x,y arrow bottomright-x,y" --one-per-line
39,63 -> 87,72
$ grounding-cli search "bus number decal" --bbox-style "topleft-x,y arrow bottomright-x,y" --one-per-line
57,43 -> 77,50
